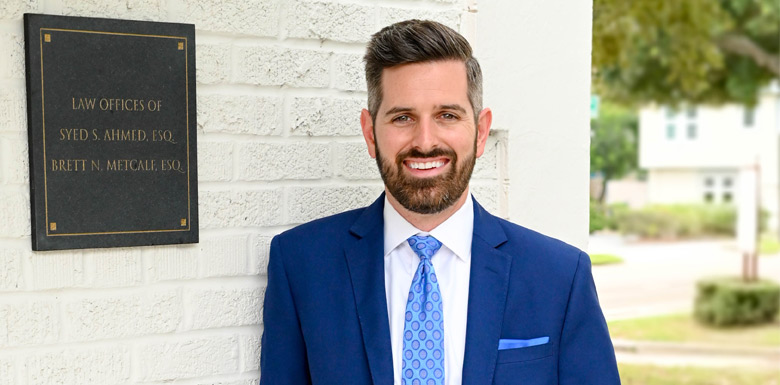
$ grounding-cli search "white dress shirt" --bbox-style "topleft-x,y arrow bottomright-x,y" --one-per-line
383,194 -> 473,385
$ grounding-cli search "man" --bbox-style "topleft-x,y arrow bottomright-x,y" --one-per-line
261,20 -> 620,385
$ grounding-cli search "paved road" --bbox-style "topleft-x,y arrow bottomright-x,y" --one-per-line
588,233 -> 780,321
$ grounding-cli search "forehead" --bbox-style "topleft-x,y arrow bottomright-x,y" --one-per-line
379,60 -> 469,110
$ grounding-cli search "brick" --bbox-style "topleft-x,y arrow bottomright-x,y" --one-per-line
472,134 -> 499,179
25,346 -> 130,385
30,250 -> 83,290
334,142 -> 379,180
236,46 -> 330,88
196,380 -> 258,385
251,235 -> 272,275
197,94 -> 282,135
0,190 -> 29,238
0,32 -> 24,79
239,334 -> 261,372
62,0 -> 163,20
237,142 -> 331,181
64,290 -> 180,341
0,0 -> 40,20
136,336 -> 239,381
84,248 -> 142,287
0,249 -> 22,291
147,244 -> 198,282
285,1 -> 374,43
2,136 -> 29,184
290,96 -> 364,136
189,287 -> 261,329
197,44 -> 231,84
0,355 -> 13,385
183,0 -> 278,37
288,185 -> 382,223
0,300 -> 58,347
333,53 -> 366,91
0,89 -> 25,133
379,7 -> 461,32
198,141 -> 233,182
199,235 -> 249,277
471,183 -> 500,214
200,189 -> 284,228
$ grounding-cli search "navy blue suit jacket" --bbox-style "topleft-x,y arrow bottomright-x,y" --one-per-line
261,195 -> 620,384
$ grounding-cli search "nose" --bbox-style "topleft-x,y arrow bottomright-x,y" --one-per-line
411,116 -> 438,152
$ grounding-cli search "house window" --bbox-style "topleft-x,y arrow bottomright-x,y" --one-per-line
744,107 -> 755,127
687,123 -> 697,139
703,175 -> 736,204
666,124 -> 675,139
665,107 -> 677,118
686,106 -> 696,118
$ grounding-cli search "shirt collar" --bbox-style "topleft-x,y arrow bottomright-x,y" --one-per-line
382,191 -> 474,262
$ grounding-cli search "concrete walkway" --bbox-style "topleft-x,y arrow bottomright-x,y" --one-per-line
588,233 -> 780,321
588,234 -> 780,370
613,339 -> 780,369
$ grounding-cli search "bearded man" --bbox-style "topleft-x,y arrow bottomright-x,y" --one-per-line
260,20 -> 621,385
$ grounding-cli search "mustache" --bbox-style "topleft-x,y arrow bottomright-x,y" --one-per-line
395,148 -> 456,164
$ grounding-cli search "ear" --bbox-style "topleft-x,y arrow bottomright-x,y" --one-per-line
475,107 -> 492,158
360,108 -> 377,159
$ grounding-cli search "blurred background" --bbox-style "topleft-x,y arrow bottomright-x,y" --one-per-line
589,0 -> 780,383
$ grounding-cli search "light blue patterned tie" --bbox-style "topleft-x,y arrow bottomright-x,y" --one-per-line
403,235 -> 445,385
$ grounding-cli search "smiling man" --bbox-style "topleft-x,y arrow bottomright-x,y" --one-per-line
260,20 -> 620,385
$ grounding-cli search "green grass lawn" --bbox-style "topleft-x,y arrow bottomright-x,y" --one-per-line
608,313 -> 780,347
590,253 -> 624,265
619,364 -> 780,385
760,234 -> 780,255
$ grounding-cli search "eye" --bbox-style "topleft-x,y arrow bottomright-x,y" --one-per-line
440,112 -> 459,120
392,115 -> 413,124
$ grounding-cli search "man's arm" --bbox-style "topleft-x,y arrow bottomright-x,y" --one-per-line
260,235 -> 312,384
558,251 -> 621,384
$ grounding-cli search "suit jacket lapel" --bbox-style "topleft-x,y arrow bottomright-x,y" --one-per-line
344,195 -> 394,385
462,199 -> 512,385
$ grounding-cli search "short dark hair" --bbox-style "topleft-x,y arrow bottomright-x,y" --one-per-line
363,19 -> 483,124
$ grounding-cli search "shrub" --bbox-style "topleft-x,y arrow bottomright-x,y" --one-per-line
616,204 -> 736,239
605,203 -> 629,231
590,200 -> 606,234
694,277 -> 780,327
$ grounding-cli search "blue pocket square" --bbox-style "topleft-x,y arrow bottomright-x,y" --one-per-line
498,336 -> 550,350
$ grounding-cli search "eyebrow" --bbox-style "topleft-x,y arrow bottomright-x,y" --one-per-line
383,104 -> 468,117
384,106 -> 413,117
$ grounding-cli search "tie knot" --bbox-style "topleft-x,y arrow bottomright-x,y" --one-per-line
407,235 -> 442,260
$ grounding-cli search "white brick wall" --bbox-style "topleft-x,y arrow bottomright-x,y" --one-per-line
0,0 -> 507,383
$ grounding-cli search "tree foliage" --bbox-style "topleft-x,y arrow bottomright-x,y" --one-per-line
593,0 -> 779,107
590,103 -> 638,202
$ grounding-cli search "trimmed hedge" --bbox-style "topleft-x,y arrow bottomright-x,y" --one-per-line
694,277 -> 780,327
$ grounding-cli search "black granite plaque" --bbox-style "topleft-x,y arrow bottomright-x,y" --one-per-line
24,14 -> 198,251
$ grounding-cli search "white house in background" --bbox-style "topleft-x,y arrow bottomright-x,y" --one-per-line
638,82 -> 780,232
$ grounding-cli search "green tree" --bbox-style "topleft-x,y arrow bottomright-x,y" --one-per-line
593,0 -> 779,107
590,103 -> 638,203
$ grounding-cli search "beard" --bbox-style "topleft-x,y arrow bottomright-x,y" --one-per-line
375,141 -> 476,215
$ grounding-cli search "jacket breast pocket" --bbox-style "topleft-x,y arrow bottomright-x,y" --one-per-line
496,342 -> 553,364
494,343 -> 555,385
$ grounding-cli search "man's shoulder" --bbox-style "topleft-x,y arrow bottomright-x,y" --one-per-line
276,205 -> 368,243
489,214 -> 585,264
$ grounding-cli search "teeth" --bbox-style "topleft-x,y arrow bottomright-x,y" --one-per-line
409,160 -> 445,170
